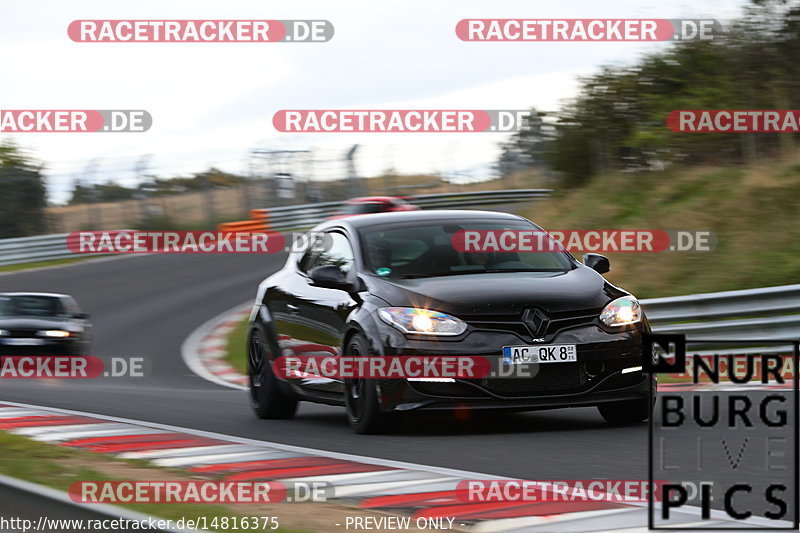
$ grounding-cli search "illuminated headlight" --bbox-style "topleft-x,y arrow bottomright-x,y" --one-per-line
600,296 -> 641,327
378,307 -> 467,336
0,329 -> 7,336
37,330 -> 73,338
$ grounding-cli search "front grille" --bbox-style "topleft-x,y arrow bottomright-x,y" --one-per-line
545,313 -> 599,335
467,321 -> 530,337
0,345 -> 59,356
467,308 -> 600,341
471,363 -> 586,397
6,329 -> 39,338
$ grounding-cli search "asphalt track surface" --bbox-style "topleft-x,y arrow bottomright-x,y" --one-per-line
0,253 -> 796,522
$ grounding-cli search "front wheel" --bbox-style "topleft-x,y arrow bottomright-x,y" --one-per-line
597,397 -> 653,424
249,329 -> 297,419
343,334 -> 387,434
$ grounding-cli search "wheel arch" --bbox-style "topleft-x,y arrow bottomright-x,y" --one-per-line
341,314 -> 385,356
249,304 -> 281,364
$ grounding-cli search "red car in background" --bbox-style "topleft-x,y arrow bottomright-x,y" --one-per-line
330,196 -> 420,219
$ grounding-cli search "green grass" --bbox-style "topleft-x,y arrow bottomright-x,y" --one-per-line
225,314 -> 251,375
224,318 -> 340,376
0,431 -> 310,532
523,159 -> 800,298
0,256 -> 96,273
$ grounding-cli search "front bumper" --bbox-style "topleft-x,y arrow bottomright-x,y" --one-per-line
0,338 -> 85,356
373,320 -> 654,412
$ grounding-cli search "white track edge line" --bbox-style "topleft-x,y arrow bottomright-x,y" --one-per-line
0,400 -> 510,481
180,301 -> 251,391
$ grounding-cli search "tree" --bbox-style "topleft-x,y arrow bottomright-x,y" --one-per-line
68,178 -> 94,205
0,141 -> 47,238
504,0 -> 800,185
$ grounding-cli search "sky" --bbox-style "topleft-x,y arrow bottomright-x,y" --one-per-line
0,0 -> 749,203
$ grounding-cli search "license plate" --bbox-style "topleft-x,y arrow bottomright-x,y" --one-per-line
502,344 -> 577,364
1,338 -> 45,346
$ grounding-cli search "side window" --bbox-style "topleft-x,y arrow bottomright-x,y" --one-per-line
61,297 -> 80,315
308,232 -> 355,274
297,234 -> 321,273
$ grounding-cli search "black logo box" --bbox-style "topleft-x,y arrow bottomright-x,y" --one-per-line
645,334 -> 799,530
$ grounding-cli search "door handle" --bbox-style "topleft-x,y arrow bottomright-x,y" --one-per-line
286,304 -> 300,314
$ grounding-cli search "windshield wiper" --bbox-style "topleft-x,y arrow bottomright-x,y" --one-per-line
481,268 -> 567,273
391,273 -> 452,279
390,269 -> 565,279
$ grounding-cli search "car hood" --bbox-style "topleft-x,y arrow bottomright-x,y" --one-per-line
367,267 -> 626,317
0,317 -> 74,330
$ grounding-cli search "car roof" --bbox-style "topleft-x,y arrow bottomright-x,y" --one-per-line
320,209 -> 528,231
0,292 -> 70,298
345,196 -> 402,204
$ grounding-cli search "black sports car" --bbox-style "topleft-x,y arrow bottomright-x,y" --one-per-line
0,292 -> 91,356
247,210 -> 654,433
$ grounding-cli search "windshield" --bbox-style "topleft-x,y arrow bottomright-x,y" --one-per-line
360,221 -> 572,279
0,295 -> 67,318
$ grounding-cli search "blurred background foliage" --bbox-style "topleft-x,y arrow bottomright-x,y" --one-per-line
502,0 -> 799,185
0,142 -> 47,238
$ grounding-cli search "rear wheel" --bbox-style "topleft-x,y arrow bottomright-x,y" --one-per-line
249,329 -> 297,419
598,397 -> 653,424
344,334 -> 387,434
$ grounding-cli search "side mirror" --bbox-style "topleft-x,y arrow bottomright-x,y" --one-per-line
309,265 -> 355,291
73,312 -> 90,319
582,253 -> 610,274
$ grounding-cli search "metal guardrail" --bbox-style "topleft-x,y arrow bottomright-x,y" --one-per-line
642,284 -> 800,343
0,233 -> 77,267
0,189 -> 552,266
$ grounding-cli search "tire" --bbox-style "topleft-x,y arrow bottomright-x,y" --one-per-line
343,333 -> 387,434
598,397 -> 653,424
249,329 -> 297,419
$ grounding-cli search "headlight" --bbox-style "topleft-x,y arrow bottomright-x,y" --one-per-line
600,296 -> 641,327
0,329 -> 7,336
378,307 -> 467,336
37,330 -> 73,338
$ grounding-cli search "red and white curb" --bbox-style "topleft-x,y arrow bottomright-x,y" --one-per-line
182,301 -> 252,390
0,401 -> 788,532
